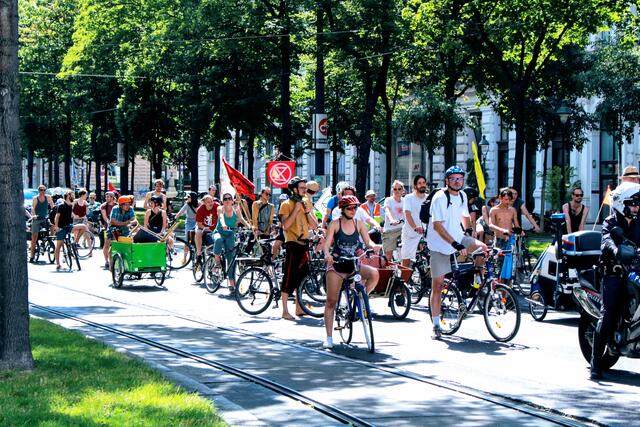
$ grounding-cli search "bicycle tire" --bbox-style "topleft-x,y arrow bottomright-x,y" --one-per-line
192,256 -> 204,283
153,271 -> 166,287
72,239 -> 81,271
389,280 -> 412,320
111,254 -> 125,288
46,239 -> 55,264
203,256 -> 223,294
32,240 -> 41,262
75,233 -> 94,259
407,268 -> 426,305
336,288 -> 353,344
235,267 -> 273,315
527,290 -> 547,321
296,272 -> 327,318
427,280 -> 464,335
62,241 -> 73,270
357,286 -> 375,353
483,282 -> 521,342
167,237 -> 192,271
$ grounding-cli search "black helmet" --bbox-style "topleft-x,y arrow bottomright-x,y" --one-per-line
463,187 -> 478,199
150,195 -> 163,206
287,176 -> 307,192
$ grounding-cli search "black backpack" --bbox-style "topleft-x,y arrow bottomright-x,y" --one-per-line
419,189 -> 465,225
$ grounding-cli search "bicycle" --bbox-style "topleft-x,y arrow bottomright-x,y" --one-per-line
57,226 -> 81,271
406,236 -> 431,305
28,218 -> 55,264
74,220 -> 96,260
429,247 -> 521,342
200,229 -> 253,294
295,231 -> 328,318
510,227 -> 534,294
333,251 -> 375,353
166,219 -> 194,271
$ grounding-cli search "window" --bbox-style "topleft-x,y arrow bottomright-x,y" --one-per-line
500,117 -> 510,143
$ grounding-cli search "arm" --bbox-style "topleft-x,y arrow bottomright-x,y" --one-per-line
54,213 -> 60,230
143,193 -> 151,210
32,197 -> 37,217
362,208 -> 381,231
562,203 -> 572,234
321,207 -> 332,229
236,206 -> 251,228
251,201 -> 259,230
521,204 -> 540,232
282,202 -> 304,231
305,204 -> 318,230
323,221 -> 336,264
47,195 -> 54,208
383,203 -> 396,225
161,210 -> 168,233
175,204 -> 187,219
218,206 -> 227,230
143,211 -> 150,228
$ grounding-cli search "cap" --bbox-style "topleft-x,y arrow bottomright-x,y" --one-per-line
365,190 -> 376,197
306,180 -> 320,193
620,166 -> 640,178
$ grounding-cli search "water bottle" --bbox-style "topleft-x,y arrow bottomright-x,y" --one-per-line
472,273 -> 482,289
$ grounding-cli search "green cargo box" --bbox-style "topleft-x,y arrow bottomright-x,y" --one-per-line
110,240 -> 167,273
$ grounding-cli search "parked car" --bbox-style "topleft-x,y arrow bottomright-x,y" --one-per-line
23,188 -> 39,210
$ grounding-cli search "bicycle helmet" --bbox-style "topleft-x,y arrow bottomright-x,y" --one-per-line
287,176 -> 307,192
339,195 -> 360,209
445,165 -> 465,177
150,195 -> 163,206
611,183 -> 640,218
335,181 -> 350,194
279,194 -> 289,202
463,187 -> 479,199
118,195 -> 133,206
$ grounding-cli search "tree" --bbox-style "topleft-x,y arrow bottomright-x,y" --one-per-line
467,0 -> 628,193
0,0 -> 34,370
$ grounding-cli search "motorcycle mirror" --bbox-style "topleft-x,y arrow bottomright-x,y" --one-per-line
611,226 -> 625,245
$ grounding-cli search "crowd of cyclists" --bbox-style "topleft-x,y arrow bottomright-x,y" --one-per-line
29,163 -> 640,381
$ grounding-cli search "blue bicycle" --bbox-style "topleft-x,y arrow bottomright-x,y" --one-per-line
334,253 -> 375,353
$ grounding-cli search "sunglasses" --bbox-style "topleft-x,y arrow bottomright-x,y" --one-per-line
223,197 -> 233,201
393,188 -> 403,191
39,188 -> 46,192
573,193 -> 583,197
448,177 -> 464,182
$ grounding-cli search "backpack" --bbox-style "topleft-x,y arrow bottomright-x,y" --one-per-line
419,189 -> 464,225
48,205 -> 58,224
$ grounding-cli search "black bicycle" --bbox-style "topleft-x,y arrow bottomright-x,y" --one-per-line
201,229 -> 253,294
234,239 -> 283,315
58,226 -> 81,271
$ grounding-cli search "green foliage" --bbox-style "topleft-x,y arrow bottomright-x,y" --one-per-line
0,319 -> 223,426
537,165 -> 578,211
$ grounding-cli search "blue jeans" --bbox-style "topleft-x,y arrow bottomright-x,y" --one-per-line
213,232 -> 236,280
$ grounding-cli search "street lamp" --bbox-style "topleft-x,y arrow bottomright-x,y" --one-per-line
239,135 -> 248,174
479,135 -> 490,171
556,100 -> 572,210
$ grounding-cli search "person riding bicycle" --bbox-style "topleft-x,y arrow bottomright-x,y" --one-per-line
426,166 -> 486,339
108,195 -> 137,243
194,195 -> 218,266
489,188 -> 523,284
591,183 -> 640,379
100,192 -> 117,269
134,195 -> 168,243
29,184 -> 54,263
322,195 -> 383,349
212,193 -> 251,293
174,191 -> 199,264
72,189 -> 90,248
52,190 -> 75,271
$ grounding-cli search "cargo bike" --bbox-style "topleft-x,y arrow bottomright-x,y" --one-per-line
361,253 -> 414,320
110,234 -> 168,288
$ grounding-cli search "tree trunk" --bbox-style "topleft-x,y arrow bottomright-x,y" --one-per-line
119,141 -> 129,195
53,156 -> 60,187
0,0 -> 34,370
27,147 -> 34,188
91,121 -> 102,200
152,146 -> 162,179
247,132 -> 255,183
86,161 -> 92,193
234,129 -> 241,170
512,96 -> 526,195
539,142 -> 549,231
63,112 -> 72,188
214,141 -> 221,185
443,124 -> 456,168
130,156 -> 135,194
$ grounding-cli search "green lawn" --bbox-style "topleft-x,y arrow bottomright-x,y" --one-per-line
527,236 -> 553,258
0,318 -> 225,426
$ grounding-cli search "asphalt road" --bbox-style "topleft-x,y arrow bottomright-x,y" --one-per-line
27,252 -> 640,426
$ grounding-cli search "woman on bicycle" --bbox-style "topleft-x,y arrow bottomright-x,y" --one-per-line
72,189 -> 90,245
213,193 -> 251,292
322,195 -> 382,349
134,195 -> 168,243
175,191 -> 199,264
53,190 -> 75,271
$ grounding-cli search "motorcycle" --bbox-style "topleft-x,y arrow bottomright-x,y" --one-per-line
573,226 -> 640,369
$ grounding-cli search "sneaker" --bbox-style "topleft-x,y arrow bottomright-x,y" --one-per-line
56,265 -> 62,271
104,262 -> 110,269
195,255 -> 203,266
29,257 -> 35,264
323,337 -> 334,349
431,324 -> 442,340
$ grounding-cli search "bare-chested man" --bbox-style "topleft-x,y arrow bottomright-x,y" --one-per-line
489,189 -> 523,283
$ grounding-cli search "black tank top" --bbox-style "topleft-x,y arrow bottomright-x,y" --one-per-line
568,204 -> 584,233
148,211 -> 163,234
331,219 -> 361,259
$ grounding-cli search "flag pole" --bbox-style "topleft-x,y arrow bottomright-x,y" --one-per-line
593,185 -> 611,230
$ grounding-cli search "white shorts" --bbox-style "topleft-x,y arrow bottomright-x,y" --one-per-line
400,230 -> 422,260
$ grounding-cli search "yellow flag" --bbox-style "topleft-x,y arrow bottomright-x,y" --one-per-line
471,142 -> 486,199
602,185 -> 612,206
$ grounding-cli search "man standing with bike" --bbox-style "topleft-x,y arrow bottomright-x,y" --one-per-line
427,166 -> 486,339
279,177 -> 316,320
401,175 -> 429,268
52,190 -> 74,271
591,183 -> 640,379
29,185 -> 54,263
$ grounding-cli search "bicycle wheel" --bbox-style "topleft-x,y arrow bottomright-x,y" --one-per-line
167,237 -> 192,271
235,267 -> 273,315
389,279 -> 412,320
357,286 -> 375,353
483,282 -> 521,342
46,239 -> 55,264
71,239 -> 81,271
203,256 -> 223,294
32,240 -> 41,262
296,272 -> 327,318
75,233 -> 94,259
336,288 -> 353,344
527,290 -> 547,321
427,280 -> 464,335
407,268 -> 427,305
62,241 -> 73,270
111,254 -> 124,288
153,271 -> 166,286
192,255 -> 204,282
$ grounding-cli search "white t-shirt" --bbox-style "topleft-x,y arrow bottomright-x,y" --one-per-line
331,206 -> 371,222
427,189 -> 469,255
383,196 -> 404,232
402,192 -> 427,237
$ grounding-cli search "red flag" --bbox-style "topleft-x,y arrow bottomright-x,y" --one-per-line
222,157 -> 256,200
108,182 -> 116,192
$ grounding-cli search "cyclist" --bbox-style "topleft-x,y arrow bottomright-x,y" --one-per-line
72,189 -> 90,247
213,193 -> 251,292
194,195 -> 217,266
100,192 -> 117,269
591,183 -> 640,379
427,166 -> 486,339
134,195 -> 168,243
382,180 -> 405,260
489,188 -> 522,284
29,184 -> 54,263
323,195 -> 383,349
401,175 -> 429,268
509,187 -> 540,232
87,193 -> 101,212
279,177 -> 316,320
107,195 -> 137,244
329,185 -> 381,233
175,191 -> 199,264
52,190 -> 75,271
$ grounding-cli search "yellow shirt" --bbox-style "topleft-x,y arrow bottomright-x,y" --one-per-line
279,199 -> 310,244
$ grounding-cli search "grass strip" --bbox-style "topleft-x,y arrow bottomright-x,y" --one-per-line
0,318 -> 225,427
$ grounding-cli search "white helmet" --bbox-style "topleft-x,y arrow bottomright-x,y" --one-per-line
335,181 -> 350,194
610,183 -> 640,218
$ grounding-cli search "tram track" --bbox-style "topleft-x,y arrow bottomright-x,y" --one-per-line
29,277 -> 597,426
